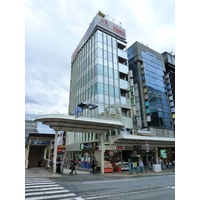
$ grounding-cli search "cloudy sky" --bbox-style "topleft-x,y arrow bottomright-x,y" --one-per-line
25,0 -> 175,131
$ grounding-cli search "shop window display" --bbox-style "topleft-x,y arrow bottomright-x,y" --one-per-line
104,161 -> 113,173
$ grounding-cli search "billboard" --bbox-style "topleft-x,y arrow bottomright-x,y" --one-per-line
71,13 -> 126,63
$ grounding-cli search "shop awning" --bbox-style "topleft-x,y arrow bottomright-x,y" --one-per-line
109,134 -> 175,147
34,114 -> 124,133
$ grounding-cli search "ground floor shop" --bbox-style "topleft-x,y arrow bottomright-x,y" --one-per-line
65,142 -> 175,173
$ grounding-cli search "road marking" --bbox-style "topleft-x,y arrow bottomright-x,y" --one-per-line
82,178 -> 135,184
25,184 -> 60,189
25,177 -> 84,200
25,180 -> 54,184
25,178 -> 50,181
83,187 -> 171,199
25,187 -> 64,193
63,197 -> 85,200
25,182 -> 56,186
25,189 -> 70,197
170,186 -> 175,189
25,193 -> 76,200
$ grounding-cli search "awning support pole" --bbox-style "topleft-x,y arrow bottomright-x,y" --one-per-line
101,133 -> 104,174
53,130 -> 58,173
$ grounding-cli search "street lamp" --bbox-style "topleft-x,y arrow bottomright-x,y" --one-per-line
77,102 -> 98,110
75,102 -> 98,118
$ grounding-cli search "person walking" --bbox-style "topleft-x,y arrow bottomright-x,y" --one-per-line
46,155 -> 54,175
159,157 -> 161,164
73,159 -> 77,175
56,158 -> 61,174
91,160 -> 95,174
139,158 -> 144,172
70,160 -> 74,175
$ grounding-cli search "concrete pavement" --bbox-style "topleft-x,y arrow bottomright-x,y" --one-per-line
25,166 -> 175,178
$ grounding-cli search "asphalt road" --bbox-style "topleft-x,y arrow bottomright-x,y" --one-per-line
50,173 -> 175,200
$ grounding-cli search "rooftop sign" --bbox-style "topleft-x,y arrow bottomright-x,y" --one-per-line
71,13 -> 126,63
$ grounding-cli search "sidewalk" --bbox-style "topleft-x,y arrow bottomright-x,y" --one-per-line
25,167 -> 175,178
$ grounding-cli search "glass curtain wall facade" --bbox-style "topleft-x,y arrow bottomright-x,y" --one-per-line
69,12 -> 132,145
73,30 -> 121,119
128,42 -> 173,130
73,30 -> 121,120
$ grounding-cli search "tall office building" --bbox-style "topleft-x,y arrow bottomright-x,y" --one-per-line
67,11 -> 133,169
68,11 -> 132,139
128,42 -> 174,137
162,52 -> 175,130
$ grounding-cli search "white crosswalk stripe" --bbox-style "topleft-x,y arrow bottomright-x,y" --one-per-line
25,178 -> 84,200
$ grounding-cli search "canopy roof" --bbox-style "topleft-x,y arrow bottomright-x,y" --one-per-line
34,114 -> 125,133
109,134 -> 175,147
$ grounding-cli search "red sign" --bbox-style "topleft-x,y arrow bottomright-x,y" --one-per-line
116,146 -> 124,150
100,18 -> 109,27
57,148 -> 66,153
113,26 -> 125,37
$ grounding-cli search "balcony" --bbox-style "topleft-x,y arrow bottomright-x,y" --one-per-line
119,63 -> 128,74
118,49 -> 127,63
120,79 -> 129,90
121,96 -> 131,108
117,40 -> 126,50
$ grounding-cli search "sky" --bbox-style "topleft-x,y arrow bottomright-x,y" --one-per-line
25,0 -> 175,131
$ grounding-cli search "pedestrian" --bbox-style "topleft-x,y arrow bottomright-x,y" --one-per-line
70,160 -> 74,175
91,160 -> 95,174
139,158 -> 143,172
165,159 -> 168,169
73,159 -> 77,175
159,157 -> 161,164
148,160 -> 151,169
139,158 -> 143,167
169,160 -> 172,170
56,158 -> 61,174
46,155 -> 54,174
37,159 -> 42,167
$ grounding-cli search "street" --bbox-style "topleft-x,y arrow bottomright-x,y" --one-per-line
50,173 -> 175,200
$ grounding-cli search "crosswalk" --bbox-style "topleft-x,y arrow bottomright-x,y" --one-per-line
25,178 -> 84,200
